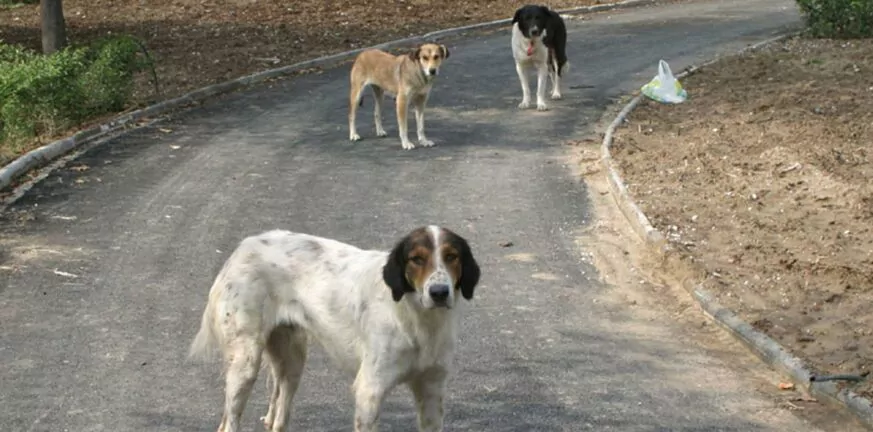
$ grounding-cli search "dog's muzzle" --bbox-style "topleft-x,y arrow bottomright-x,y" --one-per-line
429,283 -> 450,306
530,26 -> 541,37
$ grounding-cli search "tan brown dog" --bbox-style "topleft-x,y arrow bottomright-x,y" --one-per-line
348,43 -> 449,150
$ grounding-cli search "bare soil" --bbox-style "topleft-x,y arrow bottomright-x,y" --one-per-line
0,0 -> 611,166
610,36 -> 873,397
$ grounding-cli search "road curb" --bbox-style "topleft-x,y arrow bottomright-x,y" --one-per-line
0,0 -> 659,194
599,32 -> 873,429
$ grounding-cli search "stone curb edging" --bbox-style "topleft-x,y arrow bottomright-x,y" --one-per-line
599,32 -> 873,429
0,0 -> 659,194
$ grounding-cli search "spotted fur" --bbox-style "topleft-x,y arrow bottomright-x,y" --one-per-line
189,225 -> 480,432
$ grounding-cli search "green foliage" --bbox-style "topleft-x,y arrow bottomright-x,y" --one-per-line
795,0 -> 873,38
0,0 -> 39,9
79,36 -> 151,115
0,35 -> 151,150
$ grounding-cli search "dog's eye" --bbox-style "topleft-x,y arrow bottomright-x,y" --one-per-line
445,253 -> 458,262
410,256 -> 426,266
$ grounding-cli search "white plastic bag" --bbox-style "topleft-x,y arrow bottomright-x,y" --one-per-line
641,59 -> 687,104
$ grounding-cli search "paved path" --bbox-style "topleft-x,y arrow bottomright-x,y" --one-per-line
1,1 -> 841,431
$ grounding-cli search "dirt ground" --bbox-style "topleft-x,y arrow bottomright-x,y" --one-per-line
610,36 -> 873,397
0,0 -> 616,165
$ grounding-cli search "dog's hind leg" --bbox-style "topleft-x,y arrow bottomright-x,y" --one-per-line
549,54 -> 563,100
412,94 -> 434,147
221,338 -> 264,432
261,367 -> 280,431
515,62 -> 532,109
261,326 -> 308,432
371,86 -> 388,138
349,81 -> 365,141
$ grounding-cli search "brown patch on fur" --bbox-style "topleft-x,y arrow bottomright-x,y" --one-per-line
438,239 -> 463,289
403,228 -> 436,292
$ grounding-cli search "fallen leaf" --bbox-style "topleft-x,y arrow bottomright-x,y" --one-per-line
778,382 -> 795,390
69,164 -> 90,172
53,269 -> 79,278
790,396 -> 817,403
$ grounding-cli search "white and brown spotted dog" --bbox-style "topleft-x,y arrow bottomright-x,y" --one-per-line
189,226 -> 480,432
348,43 -> 450,150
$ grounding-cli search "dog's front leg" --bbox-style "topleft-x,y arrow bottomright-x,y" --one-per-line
396,92 -> 416,150
412,94 -> 434,147
515,62 -> 532,109
535,63 -> 549,111
410,371 -> 448,432
353,370 -> 391,432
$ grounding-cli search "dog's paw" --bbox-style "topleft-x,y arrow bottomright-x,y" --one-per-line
419,138 -> 435,147
518,100 -> 531,109
260,416 -> 272,430
350,133 -> 362,142
376,129 -> 388,138
401,141 -> 416,150
536,102 -> 549,111
551,92 -> 563,100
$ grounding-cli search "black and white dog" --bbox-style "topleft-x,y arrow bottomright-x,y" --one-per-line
511,5 -> 569,111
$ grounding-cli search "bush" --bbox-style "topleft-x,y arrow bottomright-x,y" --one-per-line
0,0 -> 39,7
0,35 -> 150,149
795,0 -> 873,38
78,36 -> 150,115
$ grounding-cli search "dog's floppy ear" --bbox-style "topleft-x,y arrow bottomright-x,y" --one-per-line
450,232 -> 480,300
440,44 -> 450,59
409,47 -> 421,61
512,8 -> 522,24
383,238 -> 414,302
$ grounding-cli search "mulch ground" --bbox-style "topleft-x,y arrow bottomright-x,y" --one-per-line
610,35 -> 873,398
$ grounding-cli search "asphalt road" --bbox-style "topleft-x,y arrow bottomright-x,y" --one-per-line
0,0 -> 840,431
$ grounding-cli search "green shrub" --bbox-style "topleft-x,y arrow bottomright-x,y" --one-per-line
78,35 -> 150,116
0,0 -> 39,8
0,35 -> 150,148
0,45 -> 89,140
795,0 -> 873,38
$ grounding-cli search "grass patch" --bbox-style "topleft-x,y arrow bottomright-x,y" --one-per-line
0,35 -> 151,165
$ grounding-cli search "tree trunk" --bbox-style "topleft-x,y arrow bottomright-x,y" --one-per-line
40,0 -> 67,54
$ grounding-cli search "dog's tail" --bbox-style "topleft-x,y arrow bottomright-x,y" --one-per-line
559,60 -> 570,77
188,271 -> 229,362
188,300 -> 221,361
548,50 -> 569,77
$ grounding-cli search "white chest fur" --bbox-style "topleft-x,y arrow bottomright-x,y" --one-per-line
511,23 -> 548,63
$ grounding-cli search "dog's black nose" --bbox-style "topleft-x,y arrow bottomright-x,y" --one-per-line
428,68 -> 437,75
531,28 -> 540,36
430,284 -> 450,302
